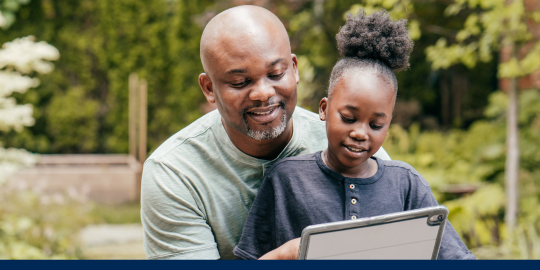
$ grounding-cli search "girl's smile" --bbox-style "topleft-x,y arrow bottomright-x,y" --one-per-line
319,72 -> 395,178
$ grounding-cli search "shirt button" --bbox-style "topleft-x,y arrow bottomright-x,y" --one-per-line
351,198 -> 357,204
349,184 -> 355,190
351,215 -> 357,220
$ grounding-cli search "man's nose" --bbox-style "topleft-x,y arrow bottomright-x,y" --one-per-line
248,79 -> 275,102
349,124 -> 369,141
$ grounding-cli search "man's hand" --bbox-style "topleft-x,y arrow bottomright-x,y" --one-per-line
259,238 -> 301,260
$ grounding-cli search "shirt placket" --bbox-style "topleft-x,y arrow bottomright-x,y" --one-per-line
345,180 -> 360,220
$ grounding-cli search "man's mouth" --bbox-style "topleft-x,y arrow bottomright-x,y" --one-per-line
244,104 -> 282,124
250,109 -> 274,116
246,104 -> 280,113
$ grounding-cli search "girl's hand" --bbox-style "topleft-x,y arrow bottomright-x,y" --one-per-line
259,238 -> 300,260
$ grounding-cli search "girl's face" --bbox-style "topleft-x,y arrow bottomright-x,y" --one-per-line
319,74 -> 395,176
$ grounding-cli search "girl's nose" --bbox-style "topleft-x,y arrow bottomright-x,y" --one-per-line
349,125 -> 368,141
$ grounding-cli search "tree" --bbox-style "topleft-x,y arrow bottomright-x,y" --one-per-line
0,2 -> 59,183
0,0 -> 30,29
274,0 -> 499,129
425,0 -> 540,231
0,0 -> 213,155
1,0 -> 501,154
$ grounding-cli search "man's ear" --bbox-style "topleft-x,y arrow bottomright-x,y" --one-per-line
291,54 -> 299,84
319,97 -> 328,121
199,73 -> 215,103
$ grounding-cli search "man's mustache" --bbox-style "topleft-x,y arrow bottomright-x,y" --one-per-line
241,100 -> 286,114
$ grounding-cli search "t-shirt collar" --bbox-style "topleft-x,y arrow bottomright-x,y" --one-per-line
315,151 -> 385,185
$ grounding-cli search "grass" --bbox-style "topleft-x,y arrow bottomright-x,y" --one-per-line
89,202 -> 141,224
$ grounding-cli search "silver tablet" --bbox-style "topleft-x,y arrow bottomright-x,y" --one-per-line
297,206 -> 448,260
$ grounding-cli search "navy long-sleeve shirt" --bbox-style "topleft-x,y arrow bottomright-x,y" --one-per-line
233,151 -> 475,260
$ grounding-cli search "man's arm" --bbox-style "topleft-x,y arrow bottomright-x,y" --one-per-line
141,158 -> 220,259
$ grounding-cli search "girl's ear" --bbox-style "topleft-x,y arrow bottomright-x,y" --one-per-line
319,97 -> 328,121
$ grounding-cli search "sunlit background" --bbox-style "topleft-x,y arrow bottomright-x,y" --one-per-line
1,0 -> 539,259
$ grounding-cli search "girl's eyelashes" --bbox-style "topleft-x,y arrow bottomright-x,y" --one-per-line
340,113 -> 355,123
339,112 -> 385,129
370,124 -> 384,130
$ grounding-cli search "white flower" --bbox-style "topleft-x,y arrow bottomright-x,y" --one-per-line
0,35 -> 58,183
0,97 -> 34,132
0,147 -> 39,184
0,36 -> 58,132
0,36 -> 60,74
0,70 -> 40,98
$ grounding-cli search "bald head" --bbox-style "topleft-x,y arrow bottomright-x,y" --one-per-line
197,5 -> 299,146
200,5 -> 290,73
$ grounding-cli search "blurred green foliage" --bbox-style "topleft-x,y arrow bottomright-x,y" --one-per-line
0,0 -> 499,154
1,0 -> 211,154
1,0 -> 539,259
0,0 -> 30,29
280,0 -> 498,129
0,186 -> 93,259
425,0 -> 540,78
473,224 -> 540,259
0,185 -> 143,259
383,89 -> 540,257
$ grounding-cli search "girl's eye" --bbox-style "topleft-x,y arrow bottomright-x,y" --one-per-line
370,124 -> 384,130
231,80 -> 250,87
340,114 -> 355,123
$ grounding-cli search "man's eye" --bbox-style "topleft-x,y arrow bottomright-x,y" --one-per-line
269,72 -> 285,79
230,80 -> 250,87
340,115 -> 355,123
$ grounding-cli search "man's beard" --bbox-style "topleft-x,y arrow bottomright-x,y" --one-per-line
242,101 -> 288,140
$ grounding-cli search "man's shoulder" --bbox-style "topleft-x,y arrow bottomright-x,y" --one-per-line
292,106 -> 327,147
147,110 -> 220,161
382,159 -> 430,187
267,152 -> 319,175
382,160 -> 420,176
278,151 -> 318,163
294,106 -> 324,128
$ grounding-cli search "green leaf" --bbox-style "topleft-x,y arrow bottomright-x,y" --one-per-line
498,57 -> 524,78
444,3 -> 463,16
519,41 -> 540,75
408,19 -> 421,40
532,11 -> 540,23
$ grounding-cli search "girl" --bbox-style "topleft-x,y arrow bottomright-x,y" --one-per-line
233,9 -> 475,260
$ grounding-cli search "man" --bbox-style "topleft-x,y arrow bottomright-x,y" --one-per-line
141,5 -> 390,260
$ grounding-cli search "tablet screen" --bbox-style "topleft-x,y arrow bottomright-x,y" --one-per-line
305,217 -> 441,259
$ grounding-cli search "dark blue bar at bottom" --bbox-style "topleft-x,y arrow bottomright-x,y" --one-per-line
0,260 -> 537,270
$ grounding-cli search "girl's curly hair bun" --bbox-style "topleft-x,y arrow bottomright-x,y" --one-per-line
337,9 -> 413,71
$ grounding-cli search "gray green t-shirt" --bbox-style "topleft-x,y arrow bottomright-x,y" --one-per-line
141,107 -> 390,259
